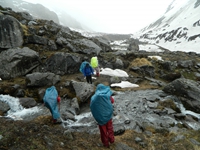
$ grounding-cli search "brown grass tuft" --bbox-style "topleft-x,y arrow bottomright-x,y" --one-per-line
130,58 -> 152,67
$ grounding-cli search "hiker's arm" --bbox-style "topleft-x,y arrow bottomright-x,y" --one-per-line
110,96 -> 114,104
57,96 -> 61,111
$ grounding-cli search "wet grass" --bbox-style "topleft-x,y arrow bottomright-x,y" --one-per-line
0,117 -> 199,150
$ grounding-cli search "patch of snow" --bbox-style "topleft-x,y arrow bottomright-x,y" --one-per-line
100,68 -> 129,77
111,81 -> 139,88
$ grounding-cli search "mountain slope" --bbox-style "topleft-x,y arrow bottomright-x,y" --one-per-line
0,0 -> 91,31
134,0 -> 200,53
0,0 -> 60,24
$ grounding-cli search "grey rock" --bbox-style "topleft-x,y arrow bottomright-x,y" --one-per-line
26,72 -> 60,87
0,14 -> 23,49
0,47 -> 40,80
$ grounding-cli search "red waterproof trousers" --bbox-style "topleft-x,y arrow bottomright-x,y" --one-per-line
98,119 -> 114,147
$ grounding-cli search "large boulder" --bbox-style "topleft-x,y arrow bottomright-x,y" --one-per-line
0,101 -> 10,114
19,97 -> 37,108
26,72 -> 60,87
89,37 -> 112,52
0,14 -> 23,49
71,39 -> 102,55
71,80 -> 95,103
127,39 -> 139,51
0,47 -> 40,79
163,78 -> 200,113
44,52 -> 81,75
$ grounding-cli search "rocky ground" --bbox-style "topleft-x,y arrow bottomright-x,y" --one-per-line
0,5 -> 200,150
1,51 -> 200,150
1,73 -> 200,150
0,103 -> 200,150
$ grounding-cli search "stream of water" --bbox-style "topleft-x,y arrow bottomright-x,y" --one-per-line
1,94 -> 200,130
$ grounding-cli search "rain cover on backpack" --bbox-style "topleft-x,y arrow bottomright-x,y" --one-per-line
43,86 -> 60,119
79,61 -> 88,73
90,84 -> 113,125
90,57 -> 98,68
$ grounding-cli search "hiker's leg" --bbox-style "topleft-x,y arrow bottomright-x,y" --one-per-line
107,119 -> 114,143
96,67 -> 100,77
89,75 -> 92,84
99,124 -> 109,147
86,76 -> 90,83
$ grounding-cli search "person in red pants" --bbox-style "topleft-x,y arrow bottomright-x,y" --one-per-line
43,86 -> 61,124
90,84 -> 115,148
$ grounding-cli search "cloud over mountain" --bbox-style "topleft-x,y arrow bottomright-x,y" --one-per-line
0,0 -> 91,31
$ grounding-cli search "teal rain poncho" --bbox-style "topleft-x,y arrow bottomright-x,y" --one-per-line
43,86 -> 60,119
90,84 -> 113,125
80,61 -> 89,73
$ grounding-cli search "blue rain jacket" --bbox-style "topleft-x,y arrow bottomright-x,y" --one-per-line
90,84 -> 113,125
83,63 -> 94,77
43,86 -> 60,119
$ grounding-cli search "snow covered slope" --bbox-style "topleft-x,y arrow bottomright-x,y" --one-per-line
134,0 -> 200,53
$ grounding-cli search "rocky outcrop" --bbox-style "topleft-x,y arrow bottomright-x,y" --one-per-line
130,65 -> 155,78
71,80 -> 95,103
0,100 -> 9,114
0,47 -> 40,79
127,38 -> 139,51
163,78 -> 200,113
89,37 -> 112,52
25,72 -> 60,87
19,97 -> 37,108
0,14 -> 23,49
71,39 -> 102,55
44,52 -> 81,75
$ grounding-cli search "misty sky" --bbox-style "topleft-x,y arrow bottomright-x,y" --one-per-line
23,0 -> 173,34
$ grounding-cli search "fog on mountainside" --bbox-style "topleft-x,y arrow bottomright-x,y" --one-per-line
0,0 -> 175,35
0,0 -> 60,24
0,0 -> 91,31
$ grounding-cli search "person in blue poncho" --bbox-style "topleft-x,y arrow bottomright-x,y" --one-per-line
90,84 -> 115,148
82,62 -> 94,84
80,60 -> 94,84
43,86 -> 61,124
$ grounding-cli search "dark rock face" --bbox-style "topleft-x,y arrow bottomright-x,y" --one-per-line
71,39 -> 102,55
19,97 -> 37,108
0,14 -> 23,49
44,52 -> 81,75
130,65 -> 155,78
71,80 -> 95,103
0,100 -> 9,113
163,78 -> 200,113
0,47 -> 40,79
25,72 -> 60,87
25,35 -> 48,45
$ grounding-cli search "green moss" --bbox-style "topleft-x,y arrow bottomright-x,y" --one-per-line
181,71 -> 196,80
